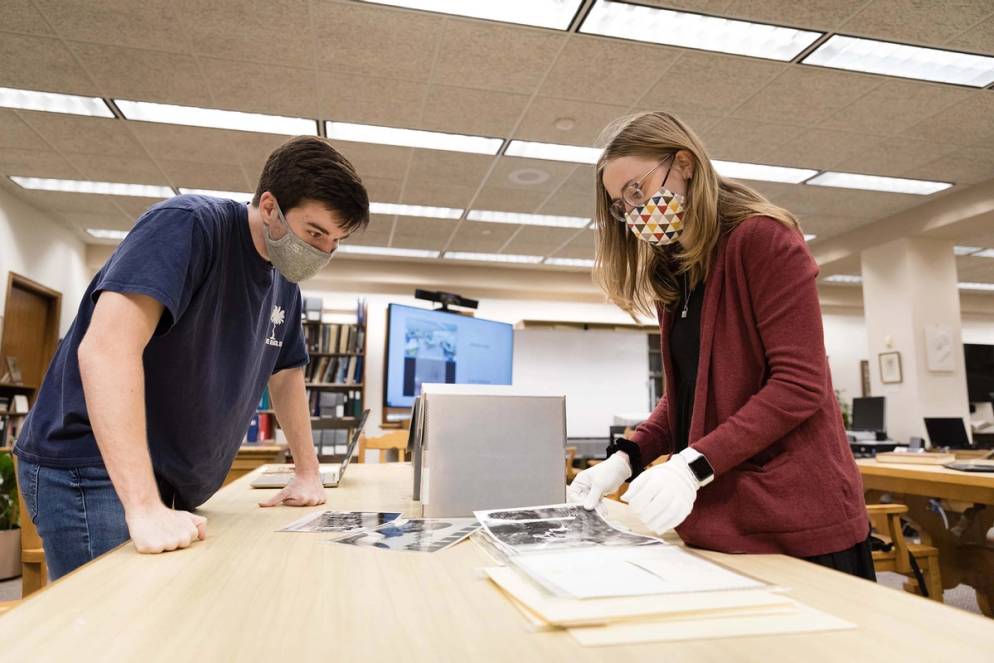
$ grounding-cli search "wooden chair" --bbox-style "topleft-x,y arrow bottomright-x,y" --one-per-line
12,456 -> 46,598
565,447 -> 579,484
867,503 -> 943,602
357,431 -> 410,463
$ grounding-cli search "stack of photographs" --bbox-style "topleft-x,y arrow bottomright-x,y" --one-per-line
279,511 -> 401,534
329,517 -> 479,553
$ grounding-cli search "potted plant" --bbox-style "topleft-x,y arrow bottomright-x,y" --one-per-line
0,451 -> 20,580
835,388 -> 852,430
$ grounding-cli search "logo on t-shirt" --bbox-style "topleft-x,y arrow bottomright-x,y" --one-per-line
266,305 -> 285,348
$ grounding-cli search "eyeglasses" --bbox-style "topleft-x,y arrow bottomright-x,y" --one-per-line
608,153 -> 675,223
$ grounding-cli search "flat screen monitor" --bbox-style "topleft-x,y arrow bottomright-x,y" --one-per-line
851,396 -> 885,432
384,304 -> 513,409
964,344 -> 994,403
924,417 -> 972,449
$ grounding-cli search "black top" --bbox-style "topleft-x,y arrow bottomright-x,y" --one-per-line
669,272 -> 705,454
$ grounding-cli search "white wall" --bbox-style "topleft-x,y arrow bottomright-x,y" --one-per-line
822,306 -> 869,411
0,186 -> 89,337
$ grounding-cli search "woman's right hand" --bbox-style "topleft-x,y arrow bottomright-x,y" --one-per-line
566,451 -> 632,510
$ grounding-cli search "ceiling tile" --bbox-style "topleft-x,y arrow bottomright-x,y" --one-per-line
399,183 -> 475,208
774,185 -> 921,219
721,0 -> 865,31
420,86 -> 529,137
197,57 -> 320,118
389,233 -> 447,251
447,220 -> 520,253
502,226 -> 580,255
1,0 -> 56,35
226,131 -> 295,176
535,193 -> 595,218
817,80 -> 974,137
33,0 -> 192,53
13,189 -> 122,214
471,186 -> 549,213
61,211 -> 134,232
0,34 -> 100,95
514,96 -> 630,145
733,67 -> 882,125
0,110 -> 48,150
69,41 -> 215,106
550,229 -> 596,259
391,218 -> 456,240
769,128 -> 881,170
635,0 -> 735,10
127,123 -> 242,163
957,256 -> 994,282
901,147 -> 994,185
699,117 -> 806,163
311,2 -> 443,82
156,160 -> 251,190
334,143 -> 412,184
361,177 -> 404,203
405,151 -> 494,189
901,92 -> 994,147
795,214 -> 873,240
485,157 -> 577,194
18,111 -> 146,157
540,36 -> 681,106
434,20 -> 565,94
945,15 -> 994,56
0,148 -> 81,178
350,216 -> 393,246
174,0 -> 315,67
316,71 -> 427,127
638,51 -> 785,117
113,196 -> 171,220
829,136 -> 958,177
64,154 -> 169,185
837,0 -> 994,48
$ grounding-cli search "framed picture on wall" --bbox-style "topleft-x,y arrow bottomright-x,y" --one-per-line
879,351 -> 902,384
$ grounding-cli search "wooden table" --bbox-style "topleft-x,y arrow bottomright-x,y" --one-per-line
223,443 -> 286,486
858,458 -> 994,616
2,463 -> 993,661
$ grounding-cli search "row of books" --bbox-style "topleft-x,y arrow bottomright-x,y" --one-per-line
308,391 -> 364,419
246,412 -> 276,443
304,323 -> 365,354
0,395 -> 29,447
306,355 -> 363,385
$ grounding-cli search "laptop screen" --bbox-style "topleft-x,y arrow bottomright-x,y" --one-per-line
338,409 -> 370,479
924,417 -> 971,449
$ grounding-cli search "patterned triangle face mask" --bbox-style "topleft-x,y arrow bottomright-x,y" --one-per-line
624,188 -> 687,246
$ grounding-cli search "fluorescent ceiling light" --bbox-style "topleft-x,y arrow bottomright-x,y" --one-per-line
359,0 -> 582,30
545,257 -> 595,268
955,246 -> 982,256
178,188 -> 254,203
824,274 -> 863,284
326,121 -> 502,154
505,140 -> 602,164
803,35 -> 994,88
116,99 -> 316,135
713,160 -> 818,184
337,245 -> 440,259
86,229 -> 128,240
803,234 -> 816,242
369,202 -> 463,219
959,282 -> 994,291
581,1 -> 822,61
444,251 -> 544,264
467,210 -> 590,228
0,86 -> 113,117
972,249 -> 994,258
10,176 -> 174,198
806,172 -> 951,195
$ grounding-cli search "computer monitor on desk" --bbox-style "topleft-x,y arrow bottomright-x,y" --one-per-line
851,396 -> 885,434
924,417 -> 973,449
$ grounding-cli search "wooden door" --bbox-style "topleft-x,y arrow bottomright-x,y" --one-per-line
1,273 -> 61,392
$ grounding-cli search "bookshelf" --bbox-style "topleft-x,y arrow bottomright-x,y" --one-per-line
246,298 -> 367,461
0,384 -> 35,451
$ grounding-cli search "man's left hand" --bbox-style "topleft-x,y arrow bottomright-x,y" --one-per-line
258,472 -> 327,508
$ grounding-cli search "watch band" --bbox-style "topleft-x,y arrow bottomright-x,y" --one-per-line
678,447 -> 715,487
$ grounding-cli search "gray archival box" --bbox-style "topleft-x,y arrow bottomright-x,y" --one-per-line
413,384 -> 567,518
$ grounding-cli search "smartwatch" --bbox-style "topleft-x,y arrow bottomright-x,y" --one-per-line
678,447 -> 715,487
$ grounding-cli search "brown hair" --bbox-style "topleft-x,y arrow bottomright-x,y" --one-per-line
253,136 -> 370,234
593,111 -> 801,318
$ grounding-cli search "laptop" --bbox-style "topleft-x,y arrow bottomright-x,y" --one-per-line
250,409 -> 370,489
923,417 -> 972,449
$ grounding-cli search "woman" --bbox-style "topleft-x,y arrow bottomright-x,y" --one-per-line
567,111 -> 874,579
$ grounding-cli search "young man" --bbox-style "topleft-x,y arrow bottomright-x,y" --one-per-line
14,136 -> 369,579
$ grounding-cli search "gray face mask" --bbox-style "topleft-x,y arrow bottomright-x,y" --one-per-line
263,199 -> 334,283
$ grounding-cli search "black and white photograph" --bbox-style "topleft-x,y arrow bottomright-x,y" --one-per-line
279,511 -> 401,534
475,504 -> 663,554
330,518 -> 479,553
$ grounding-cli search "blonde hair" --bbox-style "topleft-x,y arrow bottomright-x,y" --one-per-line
593,111 -> 801,318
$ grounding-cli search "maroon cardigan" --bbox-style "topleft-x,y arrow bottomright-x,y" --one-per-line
630,215 -> 868,557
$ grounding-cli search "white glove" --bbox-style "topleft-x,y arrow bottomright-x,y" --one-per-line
621,452 -> 700,534
567,451 -> 632,510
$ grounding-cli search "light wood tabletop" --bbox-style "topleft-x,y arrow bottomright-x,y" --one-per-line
2,463 -> 994,661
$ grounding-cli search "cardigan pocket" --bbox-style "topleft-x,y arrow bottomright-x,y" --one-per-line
739,441 -> 790,473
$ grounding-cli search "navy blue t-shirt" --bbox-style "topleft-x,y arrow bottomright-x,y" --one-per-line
15,195 -> 308,508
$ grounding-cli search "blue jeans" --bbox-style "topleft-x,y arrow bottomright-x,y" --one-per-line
17,458 -> 130,580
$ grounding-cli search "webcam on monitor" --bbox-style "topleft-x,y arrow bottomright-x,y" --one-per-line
415,289 -> 479,312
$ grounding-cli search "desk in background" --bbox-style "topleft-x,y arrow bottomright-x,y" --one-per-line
858,458 -> 994,617
223,443 -> 285,486
2,463 -> 993,660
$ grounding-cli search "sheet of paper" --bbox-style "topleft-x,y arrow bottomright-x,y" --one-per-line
510,546 -> 679,599
631,547 -> 766,594
330,518 -> 479,553
279,510 -> 401,533
568,602 -> 855,646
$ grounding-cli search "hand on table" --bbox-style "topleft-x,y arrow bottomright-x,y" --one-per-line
125,503 -> 207,554
258,472 -> 327,508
